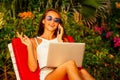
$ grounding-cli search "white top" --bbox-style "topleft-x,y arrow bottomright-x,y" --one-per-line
35,37 -> 58,80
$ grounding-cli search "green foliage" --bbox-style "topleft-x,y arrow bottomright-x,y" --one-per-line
0,11 -> 42,80
62,9 -> 120,79
0,50 -> 16,79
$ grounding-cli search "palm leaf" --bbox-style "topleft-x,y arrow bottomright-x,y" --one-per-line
72,0 -> 105,27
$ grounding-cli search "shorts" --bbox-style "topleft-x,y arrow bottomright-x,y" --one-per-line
40,68 -> 54,80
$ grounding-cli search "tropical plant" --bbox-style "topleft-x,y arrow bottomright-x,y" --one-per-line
70,0 -> 106,27
0,50 -> 16,80
0,0 -> 106,27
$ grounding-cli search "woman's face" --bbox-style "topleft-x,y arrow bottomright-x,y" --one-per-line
42,11 -> 61,32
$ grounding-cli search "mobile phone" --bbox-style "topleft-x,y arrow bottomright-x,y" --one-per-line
58,28 -> 61,34
57,24 -> 62,34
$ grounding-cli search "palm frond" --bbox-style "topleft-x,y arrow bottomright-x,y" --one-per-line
72,0 -> 106,27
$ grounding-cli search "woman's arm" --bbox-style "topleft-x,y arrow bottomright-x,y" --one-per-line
27,39 -> 38,72
17,32 -> 38,72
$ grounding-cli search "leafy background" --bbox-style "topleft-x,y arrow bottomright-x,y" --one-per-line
0,0 -> 120,80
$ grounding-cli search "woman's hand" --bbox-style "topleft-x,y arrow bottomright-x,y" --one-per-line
17,32 -> 38,72
57,24 -> 64,42
17,32 -> 32,47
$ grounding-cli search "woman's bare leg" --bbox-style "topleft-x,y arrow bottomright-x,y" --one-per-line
79,68 -> 95,80
45,60 -> 82,80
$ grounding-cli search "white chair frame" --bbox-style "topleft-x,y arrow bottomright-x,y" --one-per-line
8,43 -> 20,80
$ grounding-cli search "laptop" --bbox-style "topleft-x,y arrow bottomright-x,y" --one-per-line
45,42 -> 85,68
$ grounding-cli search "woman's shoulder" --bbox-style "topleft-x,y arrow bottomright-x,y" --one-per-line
30,37 -> 42,47
63,37 -> 69,42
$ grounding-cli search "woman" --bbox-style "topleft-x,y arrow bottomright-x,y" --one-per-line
17,8 -> 95,80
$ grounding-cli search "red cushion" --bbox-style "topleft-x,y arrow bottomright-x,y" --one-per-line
65,36 -> 75,42
12,38 -> 40,80
12,36 -> 74,80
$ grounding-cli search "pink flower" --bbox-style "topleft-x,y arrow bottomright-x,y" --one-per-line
106,31 -> 113,38
113,37 -> 120,47
113,37 -> 118,43
95,27 -> 102,34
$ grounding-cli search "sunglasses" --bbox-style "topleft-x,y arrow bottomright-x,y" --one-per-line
45,16 -> 60,23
